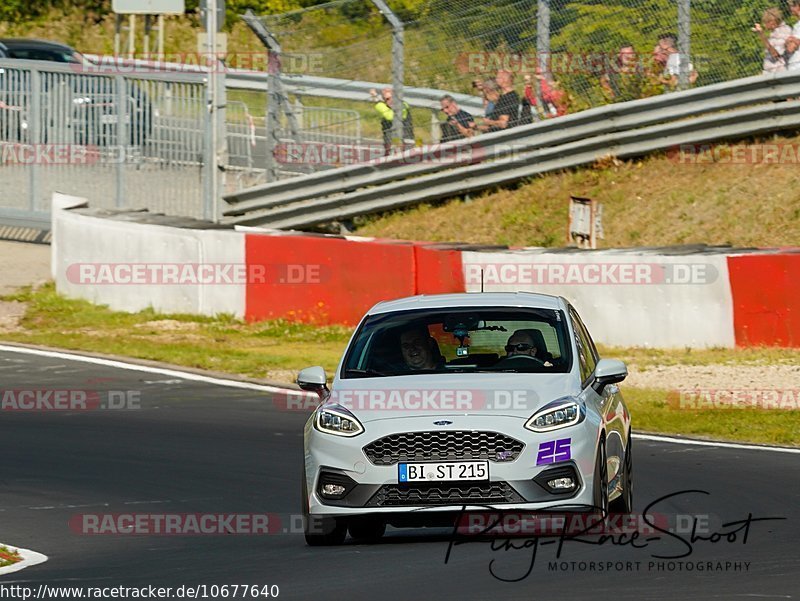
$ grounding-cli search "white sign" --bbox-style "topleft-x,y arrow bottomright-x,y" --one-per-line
112,0 -> 185,15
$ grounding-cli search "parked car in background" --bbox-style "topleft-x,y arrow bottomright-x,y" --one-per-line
0,39 -> 153,146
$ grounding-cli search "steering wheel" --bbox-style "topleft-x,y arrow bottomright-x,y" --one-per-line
494,354 -> 546,368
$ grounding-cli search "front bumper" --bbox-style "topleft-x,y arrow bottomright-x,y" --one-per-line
304,414 -> 599,517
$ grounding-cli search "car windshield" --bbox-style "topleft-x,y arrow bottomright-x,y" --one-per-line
342,307 -> 572,378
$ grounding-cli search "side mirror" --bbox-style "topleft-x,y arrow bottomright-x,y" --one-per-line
592,359 -> 627,394
297,366 -> 329,399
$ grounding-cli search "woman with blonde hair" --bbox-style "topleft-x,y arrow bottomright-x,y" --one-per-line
753,7 -> 791,74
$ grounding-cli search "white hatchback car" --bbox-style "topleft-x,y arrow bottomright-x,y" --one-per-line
299,292 -> 632,545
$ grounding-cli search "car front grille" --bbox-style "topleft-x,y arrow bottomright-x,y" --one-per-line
362,430 -> 525,466
366,481 -> 524,507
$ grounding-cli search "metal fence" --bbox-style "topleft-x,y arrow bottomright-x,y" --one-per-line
222,69 -> 800,229
252,0 -> 789,113
0,58 -> 213,227
0,57 -> 373,226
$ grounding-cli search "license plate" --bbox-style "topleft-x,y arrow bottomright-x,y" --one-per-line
398,461 -> 489,483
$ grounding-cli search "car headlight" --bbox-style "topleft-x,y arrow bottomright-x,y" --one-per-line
525,397 -> 584,432
314,403 -> 364,437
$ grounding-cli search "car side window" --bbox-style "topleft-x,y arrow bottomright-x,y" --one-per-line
569,307 -> 597,386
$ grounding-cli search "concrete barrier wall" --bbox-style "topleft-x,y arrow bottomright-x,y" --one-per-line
53,200 -> 246,317
461,250 -> 735,348
52,200 -> 799,348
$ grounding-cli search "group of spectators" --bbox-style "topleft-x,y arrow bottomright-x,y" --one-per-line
369,68 -> 568,151
599,33 -> 699,103
368,5 -> 800,153
754,2 -> 800,74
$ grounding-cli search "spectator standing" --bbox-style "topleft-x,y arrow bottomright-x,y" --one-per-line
476,70 -> 520,133
472,79 -> 495,116
439,95 -> 476,141
785,1 -> 800,70
601,43 -> 660,102
653,33 -> 698,88
523,69 -> 568,118
753,8 -> 791,74
370,87 -> 414,155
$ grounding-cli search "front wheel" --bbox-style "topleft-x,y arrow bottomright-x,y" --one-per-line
592,436 -> 609,520
302,470 -> 347,546
609,433 -> 633,514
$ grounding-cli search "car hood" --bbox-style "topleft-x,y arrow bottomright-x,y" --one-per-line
327,372 -> 578,423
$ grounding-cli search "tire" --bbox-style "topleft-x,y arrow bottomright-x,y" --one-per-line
609,433 -> 633,515
592,436 -> 609,521
302,470 -> 347,546
348,517 -> 386,543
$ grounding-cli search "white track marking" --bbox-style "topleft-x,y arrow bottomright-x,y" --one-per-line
633,433 -> 800,454
0,344 -> 303,396
0,543 -> 48,576
1,344 -> 798,455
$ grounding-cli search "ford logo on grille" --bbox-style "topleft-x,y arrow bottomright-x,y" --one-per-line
433,420 -> 453,426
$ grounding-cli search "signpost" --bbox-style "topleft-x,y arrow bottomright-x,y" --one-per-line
568,196 -> 604,249
112,0 -> 184,58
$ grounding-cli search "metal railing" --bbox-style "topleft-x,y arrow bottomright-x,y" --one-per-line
0,56 -> 387,228
0,58 -> 211,227
222,69 -> 800,229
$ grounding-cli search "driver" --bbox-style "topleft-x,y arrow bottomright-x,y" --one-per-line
504,330 -> 553,366
505,330 -> 538,357
400,326 -> 442,370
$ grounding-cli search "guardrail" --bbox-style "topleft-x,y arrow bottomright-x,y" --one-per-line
83,55 -> 485,113
221,70 -> 800,229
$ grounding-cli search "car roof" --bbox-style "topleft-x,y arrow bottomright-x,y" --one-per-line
0,39 -> 76,53
368,292 -> 566,315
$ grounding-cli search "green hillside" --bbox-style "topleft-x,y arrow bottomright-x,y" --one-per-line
356,136 -> 800,249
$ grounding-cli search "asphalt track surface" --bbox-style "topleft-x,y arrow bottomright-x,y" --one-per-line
1,347 -> 798,600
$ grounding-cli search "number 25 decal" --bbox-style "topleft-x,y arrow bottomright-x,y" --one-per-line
536,438 -> 571,465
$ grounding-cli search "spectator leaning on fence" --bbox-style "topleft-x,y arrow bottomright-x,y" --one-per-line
785,1 -> 800,70
370,87 -> 414,155
476,70 -> 520,133
653,33 -> 698,88
523,68 -> 568,119
439,95 -> 476,141
601,43 -> 661,102
753,8 -> 791,74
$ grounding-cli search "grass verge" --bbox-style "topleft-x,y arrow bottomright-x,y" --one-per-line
1,284 -> 797,446
0,546 -> 22,568
355,137 -> 800,249
624,388 -> 798,447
